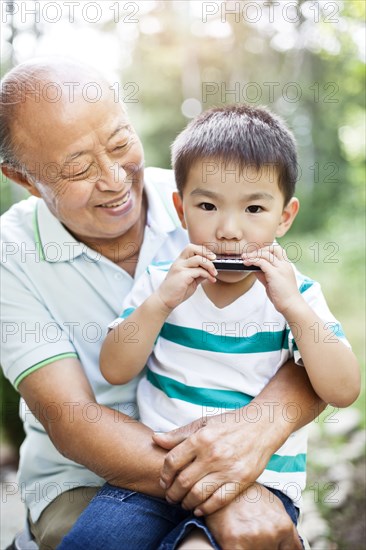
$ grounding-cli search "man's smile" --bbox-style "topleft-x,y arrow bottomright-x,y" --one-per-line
97,191 -> 131,208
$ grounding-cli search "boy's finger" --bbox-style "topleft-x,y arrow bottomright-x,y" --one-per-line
199,245 -> 216,259
188,267 -> 217,283
184,256 -> 217,276
181,244 -> 216,260
192,244 -> 216,259
243,248 -> 278,265
262,244 -> 288,262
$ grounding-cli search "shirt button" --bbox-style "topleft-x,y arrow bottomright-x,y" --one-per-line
114,273 -> 123,280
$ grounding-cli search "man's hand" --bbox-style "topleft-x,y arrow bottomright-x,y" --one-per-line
205,483 -> 303,550
153,360 -> 326,516
152,411 -> 273,515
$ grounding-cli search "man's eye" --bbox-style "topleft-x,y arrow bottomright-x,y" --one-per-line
113,143 -> 128,151
199,202 -> 216,211
246,205 -> 263,213
113,134 -> 134,152
73,169 -> 89,177
65,166 -> 91,179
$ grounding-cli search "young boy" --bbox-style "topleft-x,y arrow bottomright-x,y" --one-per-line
79,105 -> 360,549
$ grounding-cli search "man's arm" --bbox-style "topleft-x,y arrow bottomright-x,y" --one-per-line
18,357 -> 167,496
154,358 -> 326,515
19,357 -> 310,548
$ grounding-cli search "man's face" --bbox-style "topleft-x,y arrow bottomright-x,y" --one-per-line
13,88 -> 145,242
174,159 -> 297,284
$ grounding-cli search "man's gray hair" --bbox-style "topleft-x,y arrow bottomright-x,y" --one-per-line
0,58 -> 115,177
0,66 -> 26,170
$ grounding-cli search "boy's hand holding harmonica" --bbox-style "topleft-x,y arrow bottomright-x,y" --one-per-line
243,243 -> 360,408
101,244 -> 217,385
155,244 -> 217,311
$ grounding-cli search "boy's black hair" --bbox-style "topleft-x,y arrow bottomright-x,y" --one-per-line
171,104 -> 298,205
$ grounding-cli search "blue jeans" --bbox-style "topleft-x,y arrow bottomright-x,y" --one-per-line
58,483 -> 304,550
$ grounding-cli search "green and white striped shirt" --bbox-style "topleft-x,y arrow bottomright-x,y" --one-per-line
120,263 -> 349,506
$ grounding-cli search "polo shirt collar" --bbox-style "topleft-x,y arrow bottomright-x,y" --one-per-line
143,172 -> 180,235
34,174 -> 180,263
35,200 -> 84,262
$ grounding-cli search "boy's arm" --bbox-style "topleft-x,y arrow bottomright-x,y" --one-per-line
100,293 -> 172,384
243,244 -> 360,408
283,300 -> 360,407
100,244 -> 217,385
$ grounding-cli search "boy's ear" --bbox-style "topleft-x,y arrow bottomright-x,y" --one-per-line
276,197 -> 300,238
1,164 -> 42,198
172,192 -> 187,229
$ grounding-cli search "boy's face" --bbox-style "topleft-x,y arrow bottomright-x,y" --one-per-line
173,159 -> 299,284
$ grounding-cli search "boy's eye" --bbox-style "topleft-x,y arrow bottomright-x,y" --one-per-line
246,205 -> 263,213
199,202 -> 216,211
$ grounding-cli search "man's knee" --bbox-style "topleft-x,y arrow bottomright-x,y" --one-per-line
29,486 -> 100,550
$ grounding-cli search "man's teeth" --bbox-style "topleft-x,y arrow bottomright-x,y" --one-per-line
100,196 -> 129,208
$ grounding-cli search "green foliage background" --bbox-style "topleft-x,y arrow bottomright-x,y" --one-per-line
0,3 -> 365,546
1,0 -> 364,462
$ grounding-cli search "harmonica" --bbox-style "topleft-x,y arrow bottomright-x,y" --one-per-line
213,256 -> 261,271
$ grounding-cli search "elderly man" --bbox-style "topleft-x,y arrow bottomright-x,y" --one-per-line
1,59 -> 320,549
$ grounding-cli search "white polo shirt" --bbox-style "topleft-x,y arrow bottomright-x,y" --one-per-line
0,167 -> 188,522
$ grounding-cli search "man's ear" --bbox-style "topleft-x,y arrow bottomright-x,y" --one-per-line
1,164 -> 42,198
172,192 -> 187,229
276,197 -> 300,238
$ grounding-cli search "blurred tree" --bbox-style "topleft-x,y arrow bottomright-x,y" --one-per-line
0,0 -> 365,451
120,0 -> 365,232
1,0 -> 364,227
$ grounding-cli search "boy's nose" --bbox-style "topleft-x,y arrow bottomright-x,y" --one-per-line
216,218 -> 243,241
